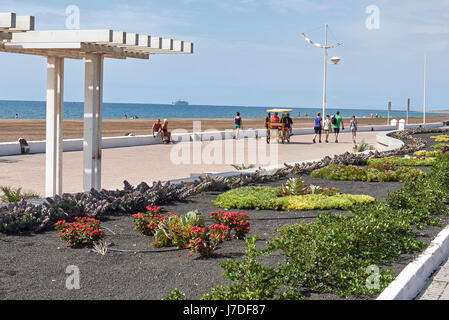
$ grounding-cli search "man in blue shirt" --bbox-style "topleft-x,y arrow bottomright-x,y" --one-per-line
313,112 -> 323,143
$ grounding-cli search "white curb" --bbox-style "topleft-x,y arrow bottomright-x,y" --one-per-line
377,224 -> 449,300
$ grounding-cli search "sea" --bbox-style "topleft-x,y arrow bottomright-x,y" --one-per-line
0,100 -> 445,120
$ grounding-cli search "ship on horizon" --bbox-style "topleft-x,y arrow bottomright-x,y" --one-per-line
172,100 -> 189,106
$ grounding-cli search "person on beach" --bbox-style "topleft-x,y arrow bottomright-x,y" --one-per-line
332,111 -> 344,143
234,112 -> 242,139
265,112 -> 271,129
350,115 -> 358,144
162,119 -> 172,143
284,112 -> 293,137
324,114 -> 332,143
152,119 -> 162,138
313,112 -> 323,143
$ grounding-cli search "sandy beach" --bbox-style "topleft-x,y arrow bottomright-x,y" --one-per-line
1,115 -> 448,143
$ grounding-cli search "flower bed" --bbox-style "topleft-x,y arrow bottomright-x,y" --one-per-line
187,225 -> 230,256
131,205 -> 167,236
214,186 -> 375,211
210,211 -> 250,239
130,206 -> 250,256
311,162 -> 425,182
55,217 -> 105,247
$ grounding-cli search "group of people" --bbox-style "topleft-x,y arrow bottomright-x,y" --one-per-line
312,111 -> 358,144
150,111 -> 357,145
151,119 -> 172,143
265,112 -> 293,136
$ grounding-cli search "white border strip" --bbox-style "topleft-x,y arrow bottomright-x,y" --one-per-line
1,122 -> 443,157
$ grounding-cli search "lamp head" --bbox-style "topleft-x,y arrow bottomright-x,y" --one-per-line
330,56 -> 341,64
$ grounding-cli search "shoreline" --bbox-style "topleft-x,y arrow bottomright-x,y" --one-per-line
0,116 -> 448,143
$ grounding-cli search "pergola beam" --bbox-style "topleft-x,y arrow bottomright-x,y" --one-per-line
11,29 -> 113,43
0,13 -> 34,32
1,42 -> 149,59
0,12 -> 15,29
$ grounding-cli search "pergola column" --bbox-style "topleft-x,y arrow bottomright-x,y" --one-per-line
45,56 -> 64,197
83,53 -> 104,192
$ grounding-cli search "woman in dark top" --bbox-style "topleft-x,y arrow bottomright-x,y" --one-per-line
313,112 -> 323,143
265,113 -> 271,129
234,112 -> 242,140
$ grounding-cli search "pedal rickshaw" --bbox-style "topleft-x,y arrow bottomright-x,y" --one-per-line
266,109 -> 292,144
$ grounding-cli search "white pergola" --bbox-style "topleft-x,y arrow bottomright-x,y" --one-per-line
0,12 -> 193,197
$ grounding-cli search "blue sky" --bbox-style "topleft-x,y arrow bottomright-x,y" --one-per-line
1,0 -> 449,110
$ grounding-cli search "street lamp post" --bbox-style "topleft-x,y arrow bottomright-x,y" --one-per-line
423,54 -> 427,124
301,24 -> 341,118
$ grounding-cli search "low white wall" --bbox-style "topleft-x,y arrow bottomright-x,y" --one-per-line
0,122 -> 444,157
376,131 -> 405,152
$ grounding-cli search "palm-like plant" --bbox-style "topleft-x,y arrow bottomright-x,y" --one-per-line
0,186 -> 40,204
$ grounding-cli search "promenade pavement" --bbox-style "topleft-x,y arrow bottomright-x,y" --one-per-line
418,258 -> 449,300
0,131 -> 379,196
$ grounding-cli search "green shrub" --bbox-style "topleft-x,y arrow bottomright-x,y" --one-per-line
367,156 -> 435,167
201,236 -> 305,300
430,134 -> 449,142
311,163 -> 425,182
414,150 -> 440,157
431,143 -> 449,149
266,205 -> 421,295
164,288 -> 186,300
213,186 -> 375,211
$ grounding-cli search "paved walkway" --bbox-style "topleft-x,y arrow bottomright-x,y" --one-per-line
0,131 -> 380,196
418,258 -> 449,300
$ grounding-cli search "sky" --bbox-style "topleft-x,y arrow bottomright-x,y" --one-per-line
1,0 -> 449,111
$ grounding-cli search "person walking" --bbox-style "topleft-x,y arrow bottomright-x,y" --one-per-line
234,112 -> 242,139
313,112 -> 323,143
332,111 -> 344,143
350,115 -> 358,144
323,114 -> 332,143
265,112 -> 271,129
284,112 -> 293,137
